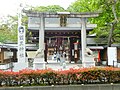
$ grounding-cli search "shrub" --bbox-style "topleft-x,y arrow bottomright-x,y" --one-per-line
0,67 -> 120,86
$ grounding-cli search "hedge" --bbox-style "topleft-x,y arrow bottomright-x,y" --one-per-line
0,67 -> 120,86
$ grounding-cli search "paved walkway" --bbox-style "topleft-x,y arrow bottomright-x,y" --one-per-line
46,59 -> 82,70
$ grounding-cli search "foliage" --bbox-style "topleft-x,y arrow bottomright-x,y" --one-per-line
0,67 -> 120,86
68,0 -> 120,44
67,0 -> 100,12
32,5 -> 65,12
0,14 -> 28,43
0,24 -> 15,43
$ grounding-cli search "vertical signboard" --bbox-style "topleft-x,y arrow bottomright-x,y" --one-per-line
18,26 -> 26,63
107,47 -> 117,66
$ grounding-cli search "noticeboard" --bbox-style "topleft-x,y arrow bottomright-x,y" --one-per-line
107,47 -> 117,66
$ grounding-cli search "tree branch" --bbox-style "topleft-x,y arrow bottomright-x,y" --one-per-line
112,0 -> 118,22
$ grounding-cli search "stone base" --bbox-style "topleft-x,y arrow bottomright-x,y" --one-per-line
82,56 -> 95,67
82,61 -> 95,67
13,62 -> 28,71
33,57 -> 46,70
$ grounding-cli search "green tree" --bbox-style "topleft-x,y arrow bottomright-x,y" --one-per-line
32,5 -> 65,12
0,24 -> 13,43
0,14 -> 28,43
68,0 -> 120,46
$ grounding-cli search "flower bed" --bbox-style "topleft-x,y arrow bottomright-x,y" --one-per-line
0,67 -> 120,86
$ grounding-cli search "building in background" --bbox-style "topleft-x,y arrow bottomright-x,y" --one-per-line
25,11 -> 100,66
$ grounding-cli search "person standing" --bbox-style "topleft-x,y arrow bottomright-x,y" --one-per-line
63,51 -> 66,59
57,52 -> 61,62
60,54 -> 66,69
53,53 -> 57,61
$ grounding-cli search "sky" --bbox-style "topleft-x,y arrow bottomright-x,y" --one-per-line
0,0 -> 76,17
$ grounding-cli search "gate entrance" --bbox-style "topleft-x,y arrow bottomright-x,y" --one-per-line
46,37 -> 71,62
45,30 -> 81,63
26,11 -> 99,65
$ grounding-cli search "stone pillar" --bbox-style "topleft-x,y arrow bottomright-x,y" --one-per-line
81,17 -> 87,66
81,18 -> 95,67
33,13 -> 46,70
39,14 -> 45,50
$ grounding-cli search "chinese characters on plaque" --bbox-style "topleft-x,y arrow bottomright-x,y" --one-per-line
18,26 -> 26,63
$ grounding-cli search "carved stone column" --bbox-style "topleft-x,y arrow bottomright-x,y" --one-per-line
81,17 -> 87,66
81,18 -> 95,67
33,13 -> 46,70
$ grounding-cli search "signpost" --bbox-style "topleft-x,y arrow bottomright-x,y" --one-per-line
17,3 -> 26,63
13,3 -> 28,71
18,26 -> 26,63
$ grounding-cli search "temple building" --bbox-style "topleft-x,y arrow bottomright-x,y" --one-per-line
25,11 -> 102,65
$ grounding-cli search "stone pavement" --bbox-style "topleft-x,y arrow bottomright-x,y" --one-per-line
45,59 -> 82,70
